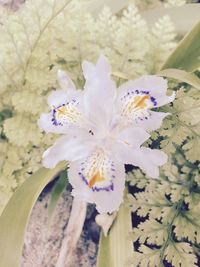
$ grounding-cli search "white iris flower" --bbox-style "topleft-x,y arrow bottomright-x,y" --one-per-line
38,55 -> 175,213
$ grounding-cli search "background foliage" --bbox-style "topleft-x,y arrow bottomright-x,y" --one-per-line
0,0 -> 177,214
0,0 -> 200,266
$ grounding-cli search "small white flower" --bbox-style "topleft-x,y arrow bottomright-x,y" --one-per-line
39,55 -> 174,213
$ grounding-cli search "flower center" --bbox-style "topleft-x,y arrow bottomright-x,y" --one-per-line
52,100 -> 81,126
88,171 -> 105,188
122,94 -> 150,116
78,149 -> 115,191
120,90 -> 157,123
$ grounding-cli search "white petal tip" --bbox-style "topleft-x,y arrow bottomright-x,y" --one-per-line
96,206 -> 118,214
170,91 -> 176,101
97,54 -> 111,74
57,69 -> 69,80
42,156 -> 59,169
95,212 -> 117,236
98,54 -> 108,64
37,114 -> 50,133
145,166 -> 160,179
57,69 -> 75,90
42,148 -> 56,169
96,197 -> 123,214
159,151 -> 168,165
42,161 -> 55,169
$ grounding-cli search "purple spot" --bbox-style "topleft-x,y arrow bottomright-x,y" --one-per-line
79,173 -> 89,186
141,90 -> 149,94
150,96 -> 157,106
110,183 -> 114,191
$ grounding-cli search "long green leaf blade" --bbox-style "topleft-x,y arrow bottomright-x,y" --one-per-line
48,170 -> 68,219
161,21 -> 200,72
158,69 -> 200,91
0,162 -> 66,267
96,203 -> 133,267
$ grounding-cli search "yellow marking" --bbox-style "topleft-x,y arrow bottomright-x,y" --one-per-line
124,140 -> 131,146
57,106 -> 69,116
123,95 -> 150,116
89,171 -> 105,188
56,106 -> 78,121
133,95 -> 150,109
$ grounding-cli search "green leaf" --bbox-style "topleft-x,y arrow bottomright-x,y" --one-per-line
48,170 -> 68,219
165,242 -> 197,267
0,162 -> 66,267
161,21 -> 200,72
158,69 -> 200,90
96,203 -> 133,267
0,109 -> 13,123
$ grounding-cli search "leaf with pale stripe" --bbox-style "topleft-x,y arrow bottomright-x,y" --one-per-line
0,162 -> 66,267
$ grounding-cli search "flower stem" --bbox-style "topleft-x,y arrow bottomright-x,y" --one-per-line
55,197 -> 87,267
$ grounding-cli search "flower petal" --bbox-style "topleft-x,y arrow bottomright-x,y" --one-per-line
42,135 -> 95,169
117,75 -> 175,124
43,87 -> 86,132
113,143 -> 167,178
155,92 -> 175,107
82,54 -> 111,81
51,98 -> 84,127
47,89 -> 69,108
118,75 -> 168,97
57,69 -> 76,91
82,60 -> 95,81
117,86 -> 156,123
130,148 -> 167,178
140,147 -> 167,166
135,111 -> 170,132
68,150 -> 125,213
117,126 -> 150,147
47,87 -> 82,108
38,113 -> 69,134
47,70 -> 77,108
82,55 -> 117,128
